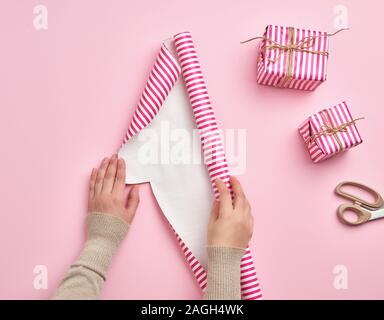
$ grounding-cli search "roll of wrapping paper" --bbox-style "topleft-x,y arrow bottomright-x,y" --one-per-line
173,32 -> 261,300
122,32 -> 262,300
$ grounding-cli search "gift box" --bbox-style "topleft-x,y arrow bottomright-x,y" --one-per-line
256,25 -> 330,91
298,101 -> 363,163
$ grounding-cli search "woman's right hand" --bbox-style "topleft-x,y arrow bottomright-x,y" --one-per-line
207,176 -> 254,249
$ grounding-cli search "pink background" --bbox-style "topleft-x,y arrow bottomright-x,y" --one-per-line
1,0 -> 383,299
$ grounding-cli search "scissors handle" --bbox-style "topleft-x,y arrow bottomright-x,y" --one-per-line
335,181 -> 384,209
337,204 -> 371,225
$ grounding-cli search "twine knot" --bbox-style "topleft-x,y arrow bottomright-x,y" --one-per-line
305,114 -> 364,148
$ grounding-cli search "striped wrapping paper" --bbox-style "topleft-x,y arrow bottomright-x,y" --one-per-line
257,25 -> 329,91
298,101 -> 363,163
122,32 -> 262,300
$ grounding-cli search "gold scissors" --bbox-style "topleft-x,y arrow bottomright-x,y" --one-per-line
335,181 -> 384,226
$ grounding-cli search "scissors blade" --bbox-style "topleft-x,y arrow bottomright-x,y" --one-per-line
369,208 -> 384,221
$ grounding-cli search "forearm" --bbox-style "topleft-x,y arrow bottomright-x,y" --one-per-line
203,246 -> 245,300
52,213 -> 129,300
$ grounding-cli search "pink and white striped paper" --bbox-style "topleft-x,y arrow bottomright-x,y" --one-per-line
123,45 -> 181,142
298,101 -> 363,163
257,25 -> 329,91
122,32 -> 262,300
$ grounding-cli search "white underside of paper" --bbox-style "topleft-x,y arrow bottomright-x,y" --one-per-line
118,76 -> 214,269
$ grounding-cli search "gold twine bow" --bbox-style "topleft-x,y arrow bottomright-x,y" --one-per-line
305,110 -> 364,151
264,30 -> 328,64
241,27 -> 348,88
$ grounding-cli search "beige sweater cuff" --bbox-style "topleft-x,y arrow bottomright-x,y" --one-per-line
74,213 -> 129,280
204,246 -> 245,300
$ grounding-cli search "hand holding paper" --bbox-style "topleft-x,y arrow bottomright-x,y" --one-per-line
88,155 -> 140,224
208,177 -> 253,249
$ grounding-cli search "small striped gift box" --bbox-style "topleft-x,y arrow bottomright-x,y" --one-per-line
256,25 -> 329,91
298,101 -> 363,163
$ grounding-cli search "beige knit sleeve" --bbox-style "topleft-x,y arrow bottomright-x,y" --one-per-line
52,213 -> 129,300
203,246 -> 245,300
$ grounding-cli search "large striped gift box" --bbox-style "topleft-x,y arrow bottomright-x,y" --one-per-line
298,101 -> 363,163
256,25 -> 329,91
